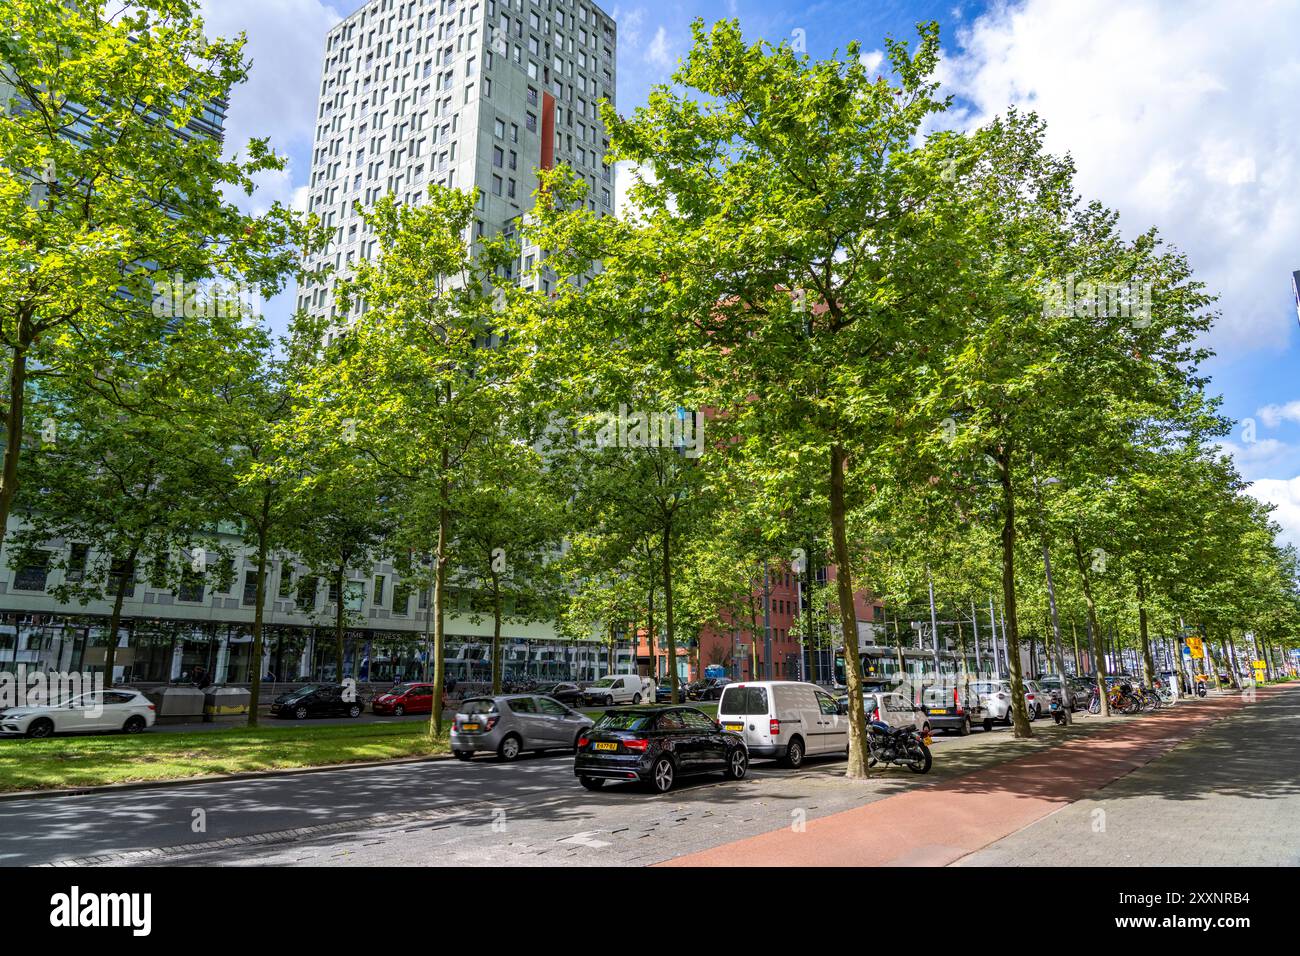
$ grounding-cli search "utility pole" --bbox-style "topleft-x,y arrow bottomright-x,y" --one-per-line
927,568 -> 941,680
999,602 -> 1011,680
971,598 -> 982,675
988,594 -> 1002,680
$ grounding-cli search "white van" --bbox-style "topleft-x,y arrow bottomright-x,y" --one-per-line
716,680 -> 846,768
580,674 -> 646,706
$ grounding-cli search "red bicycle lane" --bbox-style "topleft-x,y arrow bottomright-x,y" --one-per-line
658,690 -> 1256,867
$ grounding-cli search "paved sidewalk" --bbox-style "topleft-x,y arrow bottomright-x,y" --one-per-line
659,690 -> 1258,867
955,683 -> 1300,866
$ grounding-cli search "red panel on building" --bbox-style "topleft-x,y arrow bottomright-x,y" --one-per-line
541,91 -> 556,170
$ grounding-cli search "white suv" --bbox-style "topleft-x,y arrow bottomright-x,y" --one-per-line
717,680 -> 846,768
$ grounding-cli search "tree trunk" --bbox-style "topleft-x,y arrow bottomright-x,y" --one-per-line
892,612 -> 906,681
490,566 -> 503,695
1072,619 -> 1081,676
1041,538 -> 1071,724
334,564 -> 346,680
661,525 -> 681,703
428,485 -> 449,738
830,444 -> 869,778
247,520 -> 270,727
0,341 -> 29,559
996,451 -> 1032,738
956,614 -> 970,708
1225,630 -> 1242,689
1137,576 -> 1154,688
101,546 -> 138,690
645,542 -> 656,681
1071,532 -> 1109,715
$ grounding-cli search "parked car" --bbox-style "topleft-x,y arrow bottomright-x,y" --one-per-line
580,674 -> 647,706
574,706 -> 748,793
1037,676 -> 1090,711
1022,680 -> 1048,720
371,682 -> 436,716
451,694 -> 594,761
0,689 -> 156,738
716,680 -> 845,768
536,682 -> 584,706
972,680 -> 1013,730
919,681 -> 989,735
269,683 -> 364,720
688,677 -> 731,701
841,690 -> 931,735
656,681 -> 690,703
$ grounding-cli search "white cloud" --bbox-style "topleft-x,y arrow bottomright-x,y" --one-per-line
645,26 -> 674,69
859,49 -> 884,74
1216,438 -> 1293,478
1258,400 -> 1300,429
939,0 -> 1300,358
1249,477 -> 1300,550
613,6 -> 647,51
199,0 -> 340,211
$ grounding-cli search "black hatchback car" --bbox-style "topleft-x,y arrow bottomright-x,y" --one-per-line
537,681 -> 584,706
688,677 -> 732,701
574,706 -> 748,793
269,683 -> 364,720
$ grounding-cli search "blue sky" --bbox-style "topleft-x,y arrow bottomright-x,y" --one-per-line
199,0 -> 1300,545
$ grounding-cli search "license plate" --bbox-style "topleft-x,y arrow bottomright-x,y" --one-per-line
461,722 -> 480,731
929,708 -> 946,715
594,742 -> 618,751
724,723 -> 743,732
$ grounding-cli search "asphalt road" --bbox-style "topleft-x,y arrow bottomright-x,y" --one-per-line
0,713 -> 1119,867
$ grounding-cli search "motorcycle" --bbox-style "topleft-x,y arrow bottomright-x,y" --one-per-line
1049,691 -> 1068,725
866,721 -> 932,774
1195,679 -> 1208,698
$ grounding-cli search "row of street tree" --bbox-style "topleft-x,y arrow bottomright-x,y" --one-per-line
3,6 -> 1297,769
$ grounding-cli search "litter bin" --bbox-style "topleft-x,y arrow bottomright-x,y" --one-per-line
203,685 -> 251,719
147,686 -> 206,719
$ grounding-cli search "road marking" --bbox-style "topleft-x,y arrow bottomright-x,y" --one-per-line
558,831 -> 610,848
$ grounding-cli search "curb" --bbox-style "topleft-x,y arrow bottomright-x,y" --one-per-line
0,751 -> 455,803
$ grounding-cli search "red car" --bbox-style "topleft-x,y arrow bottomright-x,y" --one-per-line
371,683 -> 437,716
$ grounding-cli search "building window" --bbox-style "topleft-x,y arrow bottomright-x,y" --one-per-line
177,570 -> 205,603
66,543 -> 89,583
12,551 -> 52,591
373,575 -> 385,605
242,571 -> 260,606
296,576 -> 319,612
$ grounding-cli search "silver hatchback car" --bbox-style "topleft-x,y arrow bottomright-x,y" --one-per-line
451,694 -> 594,761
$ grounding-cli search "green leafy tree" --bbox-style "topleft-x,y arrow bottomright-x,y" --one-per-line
524,19 -> 963,777
287,186 -> 514,737
0,0 -> 311,555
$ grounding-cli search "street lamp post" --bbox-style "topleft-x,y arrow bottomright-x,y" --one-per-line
988,594 -> 1002,680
